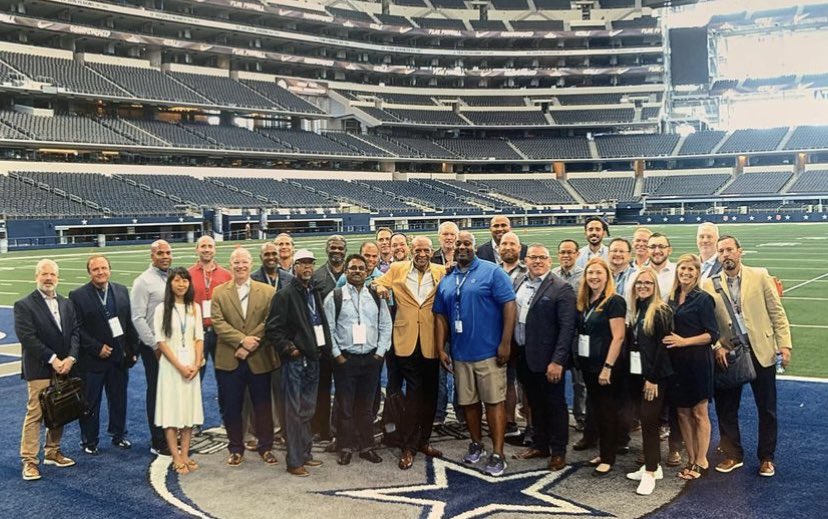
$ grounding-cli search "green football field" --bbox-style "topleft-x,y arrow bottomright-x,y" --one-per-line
1,223 -> 825,378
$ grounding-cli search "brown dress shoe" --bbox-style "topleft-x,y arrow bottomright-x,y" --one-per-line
22,462 -> 41,481
715,458 -> 744,474
666,450 -> 682,467
260,451 -> 279,465
548,455 -> 567,472
512,448 -> 548,460
227,453 -> 243,466
287,466 -> 310,477
304,459 -> 323,467
244,440 -> 258,452
399,450 -> 415,470
419,444 -> 443,458
759,460 -> 775,477
43,451 -> 75,468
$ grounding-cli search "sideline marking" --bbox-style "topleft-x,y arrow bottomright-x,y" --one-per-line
790,324 -> 828,329
783,272 -> 828,294
149,456 -> 214,519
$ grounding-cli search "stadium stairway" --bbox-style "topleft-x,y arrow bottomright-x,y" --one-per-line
561,179 -> 586,205
779,168 -> 805,194
777,126 -> 797,151
634,174 -> 646,198
587,139 -> 600,160
713,172 -> 739,195
507,141 -> 529,160
709,131 -> 731,154
672,133 -> 688,156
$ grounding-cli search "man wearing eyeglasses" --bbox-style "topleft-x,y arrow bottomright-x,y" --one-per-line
552,240 -> 583,290
608,238 -> 638,297
510,244 -> 576,472
646,233 -> 675,300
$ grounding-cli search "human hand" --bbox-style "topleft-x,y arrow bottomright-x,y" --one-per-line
496,342 -> 511,366
546,362 -> 563,384
99,344 -> 113,359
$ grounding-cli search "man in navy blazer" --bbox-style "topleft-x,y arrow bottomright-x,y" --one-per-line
70,255 -> 138,455
510,244 -> 577,472
476,215 -> 528,264
15,259 -> 80,481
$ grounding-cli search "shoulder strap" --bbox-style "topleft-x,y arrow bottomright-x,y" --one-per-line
333,287 -> 343,322
711,276 -> 747,346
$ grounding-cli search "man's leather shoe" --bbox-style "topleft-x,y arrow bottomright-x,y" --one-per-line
419,444 -> 442,458
227,453 -> 243,466
112,438 -> 132,449
304,459 -> 323,467
22,462 -> 41,481
244,440 -> 258,452
399,450 -> 415,470
337,451 -> 352,466
43,451 -> 75,468
287,466 -> 310,477
360,450 -> 383,464
82,445 -> 100,456
512,448 -> 548,460
548,455 -> 567,472
759,460 -> 775,477
572,438 -> 596,451
617,445 -> 630,455
666,450 -> 682,467
260,451 -> 279,465
715,458 -> 744,474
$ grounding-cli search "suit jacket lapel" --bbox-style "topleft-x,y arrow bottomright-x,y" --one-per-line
529,275 -> 555,312
33,291 -> 62,333
226,284 -> 245,324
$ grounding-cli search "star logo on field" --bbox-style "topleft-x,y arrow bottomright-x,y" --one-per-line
325,458 -> 606,519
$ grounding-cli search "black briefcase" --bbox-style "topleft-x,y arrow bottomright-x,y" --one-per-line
39,374 -> 89,429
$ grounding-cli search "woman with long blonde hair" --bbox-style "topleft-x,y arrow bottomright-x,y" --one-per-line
663,254 -> 719,480
575,258 -> 626,476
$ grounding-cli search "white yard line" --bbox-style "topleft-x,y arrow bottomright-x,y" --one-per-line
790,324 -> 828,329
783,272 -> 828,294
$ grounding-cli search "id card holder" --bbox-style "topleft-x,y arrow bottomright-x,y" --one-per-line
202,300 -> 212,319
108,317 -> 124,338
629,351 -> 642,375
518,304 -> 529,324
352,323 -> 367,344
178,346 -> 193,366
314,324 -> 326,346
578,334 -> 590,357
454,320 -> 463,334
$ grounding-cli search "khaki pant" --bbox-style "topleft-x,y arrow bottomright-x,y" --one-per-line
20,379 -> 64,464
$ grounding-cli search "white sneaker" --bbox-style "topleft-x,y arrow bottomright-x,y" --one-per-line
626,464 -> 663,481
636,472 -> 656,495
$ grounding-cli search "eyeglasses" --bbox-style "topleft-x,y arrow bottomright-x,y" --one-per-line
526,255 -> 549,261
634,281 -> 655,287
347,266 -> 367,272
557,250 -> 576,255
608,249 -> 629,254
647,244 -> 669,250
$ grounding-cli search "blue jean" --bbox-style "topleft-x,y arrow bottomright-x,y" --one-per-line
282,356 -> 319,469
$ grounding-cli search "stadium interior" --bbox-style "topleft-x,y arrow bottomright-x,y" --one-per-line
0,0 -> 827,247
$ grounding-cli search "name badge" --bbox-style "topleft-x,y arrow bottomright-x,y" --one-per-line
108,317 -> 124,338
178,346 -> 193,366
630,351 -> 642,375
352,323 -> 367,345
314,324 -> 326,346
518,304 -> 529,324
202,300 -> 212,319
454,320 -> 463,334
578,334 -> 590,357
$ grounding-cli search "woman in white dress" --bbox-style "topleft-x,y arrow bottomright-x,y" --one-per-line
154,267 -> 204,474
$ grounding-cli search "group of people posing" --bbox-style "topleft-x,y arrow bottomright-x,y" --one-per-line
16,218 -> 791,497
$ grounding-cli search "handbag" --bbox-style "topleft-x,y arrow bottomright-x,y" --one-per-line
711,277 -> 757,390
39,373 -> 89,429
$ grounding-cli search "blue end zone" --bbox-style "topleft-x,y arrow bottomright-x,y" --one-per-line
0,306 -> 17,345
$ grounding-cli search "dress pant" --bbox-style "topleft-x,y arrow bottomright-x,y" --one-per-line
396,343 -> 440,453
199,329 -> 217,383
282,356 -> 320,469
517,351 -> 568,457
79,362 -> 129,448
140,343 -> 164,448
714,349 -> 777,462
216,359 -> 274,455
20,379 -> 64,464
312,353 -> 334,439
629,375 -> 667,472
571,366 -> 587,424
334,351 -> 382,453
583,370 -> 626,466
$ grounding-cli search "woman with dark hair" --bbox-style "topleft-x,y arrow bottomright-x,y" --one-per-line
153,267 -> 204,475
576,257 -> 627,476
664,253 -> 719,480
625,268 -> 674,495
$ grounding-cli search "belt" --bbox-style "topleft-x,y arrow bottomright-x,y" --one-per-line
341,350 -> 377,357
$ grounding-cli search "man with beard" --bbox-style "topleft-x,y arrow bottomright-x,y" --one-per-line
647,233 -> 675,300
376,227 -> 394,273
632,228 -> 653,269
704,236 -> 792,478
131,240 -> 173,455
252,242 -> 293,290
477,216 -> 527,264
434,231 -> 517,477
311,235 -> 347,441
274,233 -> 295,274
432,221 -> 458,269
498,231 -> 527,439
267,250 -> 332,477
576,216 -> 609,269
697,223 -> 722,282
391,232 -> 410,263
374,236 -> 446,470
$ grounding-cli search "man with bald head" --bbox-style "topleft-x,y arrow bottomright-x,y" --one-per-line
212,247 -> 280,467
131,240 -> 173,455
697,222 -> 722,281
375,236 -> 447,470
477,216 -> 528,264
497,231 -> 527,439
252,242 -> 293,290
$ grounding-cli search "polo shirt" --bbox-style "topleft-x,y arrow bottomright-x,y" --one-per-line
433,256 -> 515,362
189,262 -> 232,328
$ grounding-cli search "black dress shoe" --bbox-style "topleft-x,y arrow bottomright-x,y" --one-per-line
112,438 -> 132,450
617,445 -> 630,455
359,450 -> 383,464
83,445 -> 100,455
337,451 -> 352,466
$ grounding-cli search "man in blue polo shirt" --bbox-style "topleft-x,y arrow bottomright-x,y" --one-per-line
434,230 -> 516,477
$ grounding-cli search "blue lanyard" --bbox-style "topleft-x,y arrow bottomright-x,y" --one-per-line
454,270 -> 470,320
173,305 -> 188,348
349,286 -> 362,325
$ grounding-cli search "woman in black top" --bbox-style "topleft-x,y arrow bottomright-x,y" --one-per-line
663,253 -> 719,480
625,268 -> 673,495
576,257 -> 626,476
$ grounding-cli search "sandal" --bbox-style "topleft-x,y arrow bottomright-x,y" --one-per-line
678,463 -> 707,480
172,462 -> 190,475
677,462 -> 694,479
186,459 -> 199,471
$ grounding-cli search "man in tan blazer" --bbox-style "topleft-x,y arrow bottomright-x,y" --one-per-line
703,235 -> 792,478
374,236 -> 446,470
212,247 -> 279,467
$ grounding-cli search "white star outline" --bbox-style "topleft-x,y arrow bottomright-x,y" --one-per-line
331,458 -> 595,518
